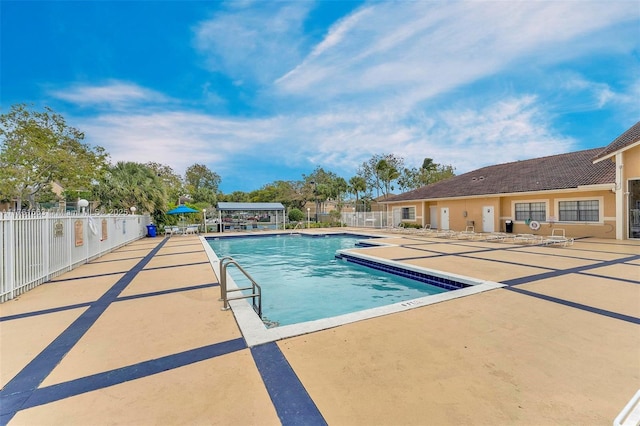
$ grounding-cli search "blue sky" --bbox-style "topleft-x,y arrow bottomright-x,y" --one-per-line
2,1 -> 639,193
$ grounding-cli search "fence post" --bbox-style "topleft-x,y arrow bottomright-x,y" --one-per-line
6,213 -> 16,300
44,212 -> 51,282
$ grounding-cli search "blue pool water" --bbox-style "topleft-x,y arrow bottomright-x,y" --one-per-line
207,234 -> 448,327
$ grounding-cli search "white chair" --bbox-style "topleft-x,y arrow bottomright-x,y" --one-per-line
184,225 -> 198,235
513,233 -> 542,244
455,226 -> 476,239
543,229 -> 574,247
483,232 -> 509,242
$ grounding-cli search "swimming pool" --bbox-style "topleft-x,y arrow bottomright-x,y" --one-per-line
202,232 -> 504,346
207,234 -> 449,327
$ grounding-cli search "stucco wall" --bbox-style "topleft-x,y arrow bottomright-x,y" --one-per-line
624,145 -> 640,178
388,187 -> 617,238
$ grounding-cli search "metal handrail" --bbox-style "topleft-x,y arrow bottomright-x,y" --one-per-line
289,222 -> 304,234
219,256 -> 262,317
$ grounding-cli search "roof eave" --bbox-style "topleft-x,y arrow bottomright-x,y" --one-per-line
383,185 -> 614,204
593,140 -> 640,164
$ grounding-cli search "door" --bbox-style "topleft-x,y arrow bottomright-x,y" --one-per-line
630,179 -> 640,239
430,206 -> 438,229
482,206 -> 495,233
441,208 -> 449,230
392,208 -> 402,228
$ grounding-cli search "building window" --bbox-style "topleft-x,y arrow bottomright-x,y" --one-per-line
559,200 -> 599,222
401,207 -> 415,220
515,202 -> 546,221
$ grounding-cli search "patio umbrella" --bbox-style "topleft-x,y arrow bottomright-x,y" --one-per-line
167,205 -> 199,215
167,205 -> 199,230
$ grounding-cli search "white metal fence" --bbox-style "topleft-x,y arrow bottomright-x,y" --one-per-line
340,211 -> 389,228
0,211 -> 151,302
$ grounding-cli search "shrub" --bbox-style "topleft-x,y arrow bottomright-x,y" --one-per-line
288,208 -> 304,222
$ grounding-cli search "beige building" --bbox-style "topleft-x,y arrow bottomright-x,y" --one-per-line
383,121 -> 640,240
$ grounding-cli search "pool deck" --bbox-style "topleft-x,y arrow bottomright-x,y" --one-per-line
1,229 -> 638,425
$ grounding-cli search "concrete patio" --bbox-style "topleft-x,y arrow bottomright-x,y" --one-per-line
1,230 -> 638,425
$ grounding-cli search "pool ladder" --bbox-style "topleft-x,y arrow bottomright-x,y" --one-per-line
290,222 -> 303,234
219,257 -> 262,318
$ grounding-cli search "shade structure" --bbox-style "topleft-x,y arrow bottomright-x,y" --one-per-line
216,202 -> 286,231
167,205 -> 199,215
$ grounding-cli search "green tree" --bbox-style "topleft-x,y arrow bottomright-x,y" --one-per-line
0,104 -> 108,209
250,180 -> 304,210
330,177 -> 348,212
397,158 -> 456,191
184,163 -> 221,205
303,167 -> 341,217
93,162 -> 166,216
219,191 -> 250,202
348,175 -> 367,212
375,157 -> 401,199
145,162 -> 184,205
278,180 -> 306,210
358,154 -> 403,199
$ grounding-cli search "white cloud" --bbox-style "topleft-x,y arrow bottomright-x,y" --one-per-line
49,81 -> 169,109
427,97 -> 574,173
275,0 -> 637,109
271,95 -> 573,176
77,111 -> 279,175
193,2 -> 313,85
551,71 -> 640,113
56,1 -> 637,192
74,89 -> 569,182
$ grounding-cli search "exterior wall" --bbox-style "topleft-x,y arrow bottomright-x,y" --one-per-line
388,202 -> 424,227
624,145 -> 640,177
433,198 -> 498,232
500,190 -> 615,238
386,187 -> 617,238
622,145 -> 640,239
391,198 -> 499,231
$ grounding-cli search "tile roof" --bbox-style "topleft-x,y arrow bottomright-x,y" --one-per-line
386,148 -> 615,202
593,120 -> 640,162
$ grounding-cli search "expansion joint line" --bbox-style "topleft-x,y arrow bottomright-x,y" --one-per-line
502,253 -> 640,325
0,238 -> 169,424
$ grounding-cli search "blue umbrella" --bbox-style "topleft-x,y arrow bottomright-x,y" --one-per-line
167,205 -> 199,215
167,205 -> 199,231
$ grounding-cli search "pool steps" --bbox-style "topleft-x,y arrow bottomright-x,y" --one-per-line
335,252 -> 469,291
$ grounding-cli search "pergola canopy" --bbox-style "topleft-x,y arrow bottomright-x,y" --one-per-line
216,202 -> 285,211
215,202 -> 286,231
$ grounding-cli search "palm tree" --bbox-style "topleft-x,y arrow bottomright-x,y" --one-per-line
375,159 -> 400,199
349,176 -> 367,212
93,162 -> 166,214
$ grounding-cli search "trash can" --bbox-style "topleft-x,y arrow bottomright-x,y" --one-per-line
146,224 -> 157,237
505,220 -> 513,233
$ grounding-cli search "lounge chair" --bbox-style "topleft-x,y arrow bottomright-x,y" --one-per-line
399,224 -> 431,235
434,229 -> 457,238
455,226 -> 476,240
416,224 -> 436,236
184,225 -> 199,235
513,233 -> 543,244
542,229 -> 574,247
483,232 -> 509,242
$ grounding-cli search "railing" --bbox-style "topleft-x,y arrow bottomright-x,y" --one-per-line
0,211 -> 150,302
290,222 -> 303,233
218,256 -> 262,317
340,211 -> 389,228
